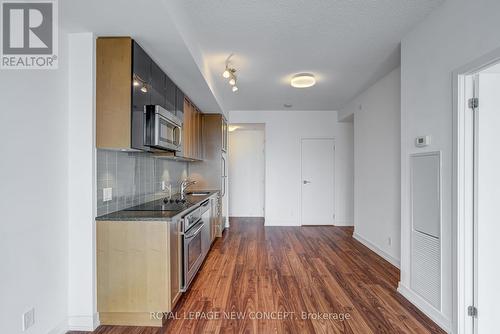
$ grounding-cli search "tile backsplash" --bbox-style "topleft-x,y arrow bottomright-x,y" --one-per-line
96,149 -> 188,216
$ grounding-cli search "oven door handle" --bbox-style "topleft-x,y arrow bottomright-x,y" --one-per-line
184,220 -> 204,239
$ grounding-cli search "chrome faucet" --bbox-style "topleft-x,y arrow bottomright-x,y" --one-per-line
179,179 -> 197,199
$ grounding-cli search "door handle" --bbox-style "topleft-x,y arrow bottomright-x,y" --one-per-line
303,180 -> 311,184
184,222 -> 204,239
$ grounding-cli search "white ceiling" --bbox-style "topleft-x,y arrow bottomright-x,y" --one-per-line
167,0 -> 444,112
61,0 -> 444,113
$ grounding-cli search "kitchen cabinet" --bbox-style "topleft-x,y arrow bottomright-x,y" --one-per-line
200,200 -> 211,256
175,86 -> 184,120
132,41 -> 151,112
96,37 -> 182,151
169,219 -> 182,307
222,117 -> 228,152
96,37 -> 133,150
165,75 -> 176,111
178,98 -> 203,161
190,114 -> 227,236
194,106 -> 201,158
210,195 -> 219,242
97,219 -> 183,327
150,60 -> 166,109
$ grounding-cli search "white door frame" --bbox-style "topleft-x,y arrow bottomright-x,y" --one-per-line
299,137 -> 336,226
452,46 -> 500,334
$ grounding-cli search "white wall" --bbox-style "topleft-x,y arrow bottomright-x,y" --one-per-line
341,68 -> 401,268
228,110 -> 354,226
400,0 -> 500,331
67,33 -> 98,331
228,126 -> 265,217
0,32 -> 70,334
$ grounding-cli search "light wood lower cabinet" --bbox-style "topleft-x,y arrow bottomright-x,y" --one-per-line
97,220 -> 182,327
169,220 -> 182,307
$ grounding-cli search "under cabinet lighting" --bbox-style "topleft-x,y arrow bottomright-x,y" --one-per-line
140,85 -> 148,93
232,86 -> 238,92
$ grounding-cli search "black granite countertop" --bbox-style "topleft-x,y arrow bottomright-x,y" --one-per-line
95,190 -> 219,222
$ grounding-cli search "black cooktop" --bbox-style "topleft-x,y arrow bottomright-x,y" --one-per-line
124,197 -> 195,211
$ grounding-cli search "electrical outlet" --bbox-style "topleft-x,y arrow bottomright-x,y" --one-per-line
388,237 -> 392,246
22,308 -> 35,331
103,187 -> 113,202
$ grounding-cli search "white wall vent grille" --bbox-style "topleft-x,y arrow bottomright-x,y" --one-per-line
411,229 -> 441,308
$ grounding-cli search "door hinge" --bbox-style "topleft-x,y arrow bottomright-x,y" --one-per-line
467,305 -> 477,317
468,98 -> 479,109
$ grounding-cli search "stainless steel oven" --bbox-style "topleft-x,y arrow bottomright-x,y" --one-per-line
181,208 -> 205,291
144,105 -> 182,151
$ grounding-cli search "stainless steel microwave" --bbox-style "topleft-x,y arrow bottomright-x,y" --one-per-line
144,105 -> 182,152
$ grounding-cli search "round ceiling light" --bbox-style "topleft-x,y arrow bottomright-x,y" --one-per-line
291,73 -> 316,88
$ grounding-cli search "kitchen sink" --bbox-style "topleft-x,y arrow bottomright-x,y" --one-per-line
186,191 -> 211,196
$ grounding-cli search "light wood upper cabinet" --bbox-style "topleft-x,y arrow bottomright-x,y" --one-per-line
179,98 -> 203,161
96,37 -> 133,149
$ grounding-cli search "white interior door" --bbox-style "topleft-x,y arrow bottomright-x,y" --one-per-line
474,70 -> 500,333
301,138 -> 335,225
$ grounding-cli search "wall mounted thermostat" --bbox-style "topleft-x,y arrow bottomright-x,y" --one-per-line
415,135 -> 431,147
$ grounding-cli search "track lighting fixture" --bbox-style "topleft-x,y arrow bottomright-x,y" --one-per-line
222,54 -> 239,93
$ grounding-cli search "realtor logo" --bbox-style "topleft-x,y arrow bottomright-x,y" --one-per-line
1,0 -> 58,69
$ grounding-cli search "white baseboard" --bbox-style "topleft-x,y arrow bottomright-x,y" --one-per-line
334,219 -> 353,226
397,283 -> 452,333
353,232 -> 400,268
67,313 -> 100,331
48,320 -> 68,334
264,220 -> 296,226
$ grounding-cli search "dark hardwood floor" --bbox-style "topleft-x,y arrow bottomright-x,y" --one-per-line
72,219 -> 444,334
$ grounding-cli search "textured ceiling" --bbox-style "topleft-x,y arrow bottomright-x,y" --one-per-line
60,0 -> 444,113
167,0 -> 444,111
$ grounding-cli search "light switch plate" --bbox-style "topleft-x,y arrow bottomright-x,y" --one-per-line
103,187 -> 112,202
